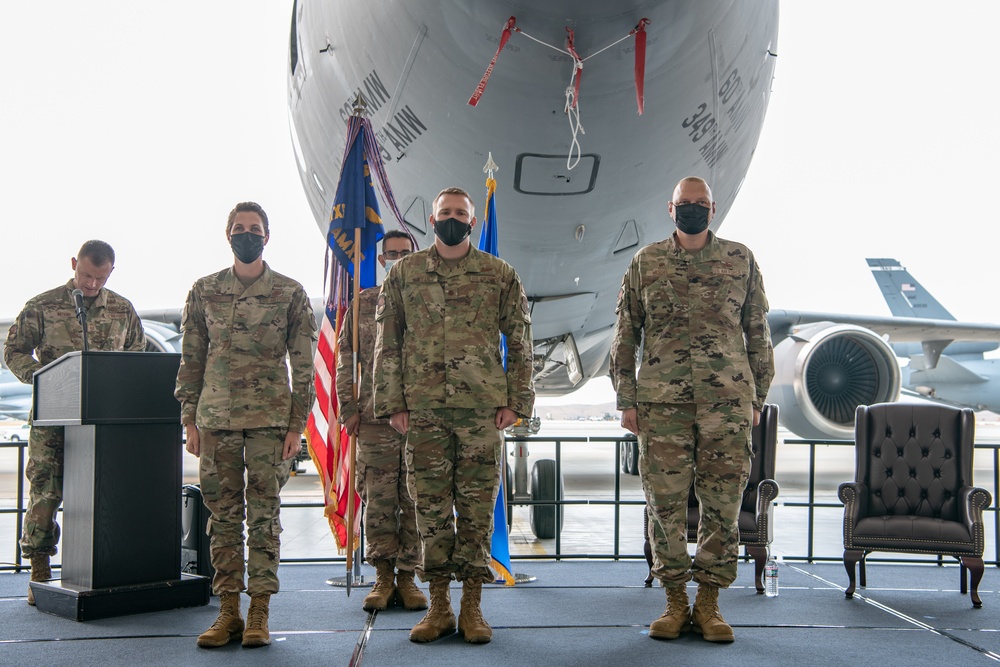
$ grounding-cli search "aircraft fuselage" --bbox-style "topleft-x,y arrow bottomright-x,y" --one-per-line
287,0 -> 778,393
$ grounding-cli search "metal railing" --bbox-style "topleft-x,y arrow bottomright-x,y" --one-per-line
0,440 -> 26,572
503,435 -> 648,560
779,438 -> 1000,567
3,434 -> 999,571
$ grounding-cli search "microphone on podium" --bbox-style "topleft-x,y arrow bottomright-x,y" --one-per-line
71,288 -> 90,352
72,289 -> 86,323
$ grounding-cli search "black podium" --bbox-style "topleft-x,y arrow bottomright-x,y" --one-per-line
30,351 -> 209,620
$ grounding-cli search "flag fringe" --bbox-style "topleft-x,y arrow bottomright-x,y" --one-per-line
491,558 -> 516,586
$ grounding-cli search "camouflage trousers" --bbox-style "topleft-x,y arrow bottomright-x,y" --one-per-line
19,425 -> 64,558
199,427 -> 291,596
356,422 -> 422,571
639,402 -> 752,588
406,407 -> 501,583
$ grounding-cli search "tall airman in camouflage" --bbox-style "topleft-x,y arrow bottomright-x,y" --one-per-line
3,240 -> 145,606
374,187 -> 534,644
611,177 -> 774,644
337,229 -> 427,613
175,202 -> 317,649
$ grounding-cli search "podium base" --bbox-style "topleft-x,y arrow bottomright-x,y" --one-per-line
30,573 -> 210,621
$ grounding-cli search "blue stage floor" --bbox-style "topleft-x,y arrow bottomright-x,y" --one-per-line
1,559 -> 998,666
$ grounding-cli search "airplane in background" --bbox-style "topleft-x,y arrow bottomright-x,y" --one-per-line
6,6 -> 995,447
0,366 -> 30,420
284,3 -> 1000,444
869,258 -> 1000,413
286,0 -> 780,395
765,259 -> 1000,439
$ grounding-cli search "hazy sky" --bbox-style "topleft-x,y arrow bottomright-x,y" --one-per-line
2,1 -> 998,405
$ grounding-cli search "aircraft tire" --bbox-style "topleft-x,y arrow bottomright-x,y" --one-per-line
627,441 -> 640,476
530,459 -> 563,539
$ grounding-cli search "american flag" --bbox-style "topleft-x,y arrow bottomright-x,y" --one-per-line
304,115 -> 384,552
305,276 -> 358,552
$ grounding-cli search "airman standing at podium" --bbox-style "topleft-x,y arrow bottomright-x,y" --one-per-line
3,240 -> 145,606
176,202 -> 317,649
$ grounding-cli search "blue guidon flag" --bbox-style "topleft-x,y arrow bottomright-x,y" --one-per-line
328,116 -> 385,289
479,174 -> 515,586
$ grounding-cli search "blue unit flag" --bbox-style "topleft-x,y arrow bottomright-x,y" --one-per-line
328,116 -> 384,290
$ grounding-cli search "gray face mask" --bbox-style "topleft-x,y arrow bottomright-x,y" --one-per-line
383,258 -> 398,273
230,232 -> 265,263
673,203 -> 710,234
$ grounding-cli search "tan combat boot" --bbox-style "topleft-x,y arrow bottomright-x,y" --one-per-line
691,584 -> 735,643
409,578 -> 456,643
457,577 -> 492,644
395,569 -> 428,610
648,585 -> 691,639
26,554 -> 51,606
242,594 -> 272,647
196,592 -> 244,648
363,560 -> 397,612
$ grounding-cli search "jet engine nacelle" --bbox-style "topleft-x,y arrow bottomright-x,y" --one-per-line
767,322 -> 900,440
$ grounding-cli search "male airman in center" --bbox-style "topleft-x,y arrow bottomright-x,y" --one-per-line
374,187 -> 534,644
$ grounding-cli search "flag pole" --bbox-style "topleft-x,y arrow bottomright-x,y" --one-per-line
481,153 -> 536,585
344,93 -> 368,596
345,226 -> 361,595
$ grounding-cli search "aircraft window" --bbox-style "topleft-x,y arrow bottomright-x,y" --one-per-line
289,0 -> 299,75
514,153 -> 599,196
403,196 -> 428,235
612,220 -> 640,254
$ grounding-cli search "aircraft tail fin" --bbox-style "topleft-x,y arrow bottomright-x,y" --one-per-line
866,258 -> 955,320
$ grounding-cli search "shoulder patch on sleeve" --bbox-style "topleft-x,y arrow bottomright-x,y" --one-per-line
375,292 -> 394,322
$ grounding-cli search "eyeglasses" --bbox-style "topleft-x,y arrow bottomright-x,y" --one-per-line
383,250 -> 412,260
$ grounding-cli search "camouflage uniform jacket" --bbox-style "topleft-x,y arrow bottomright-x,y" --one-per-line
175,263 -> 318,432
4,279 -> 145,383
610,231 -> 774,411
336,286 -> 387,425
373,245 -> 534,419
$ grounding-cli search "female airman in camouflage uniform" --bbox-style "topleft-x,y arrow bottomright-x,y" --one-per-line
176,202 -> 317,648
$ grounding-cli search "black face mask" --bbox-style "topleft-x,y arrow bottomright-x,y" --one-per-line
230,232 -> 265,263
673,203 -> 711,235
433,217 -> 472,246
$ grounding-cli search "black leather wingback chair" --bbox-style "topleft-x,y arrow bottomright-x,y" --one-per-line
644,403 -> 780,593
839,403 -> 992,607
